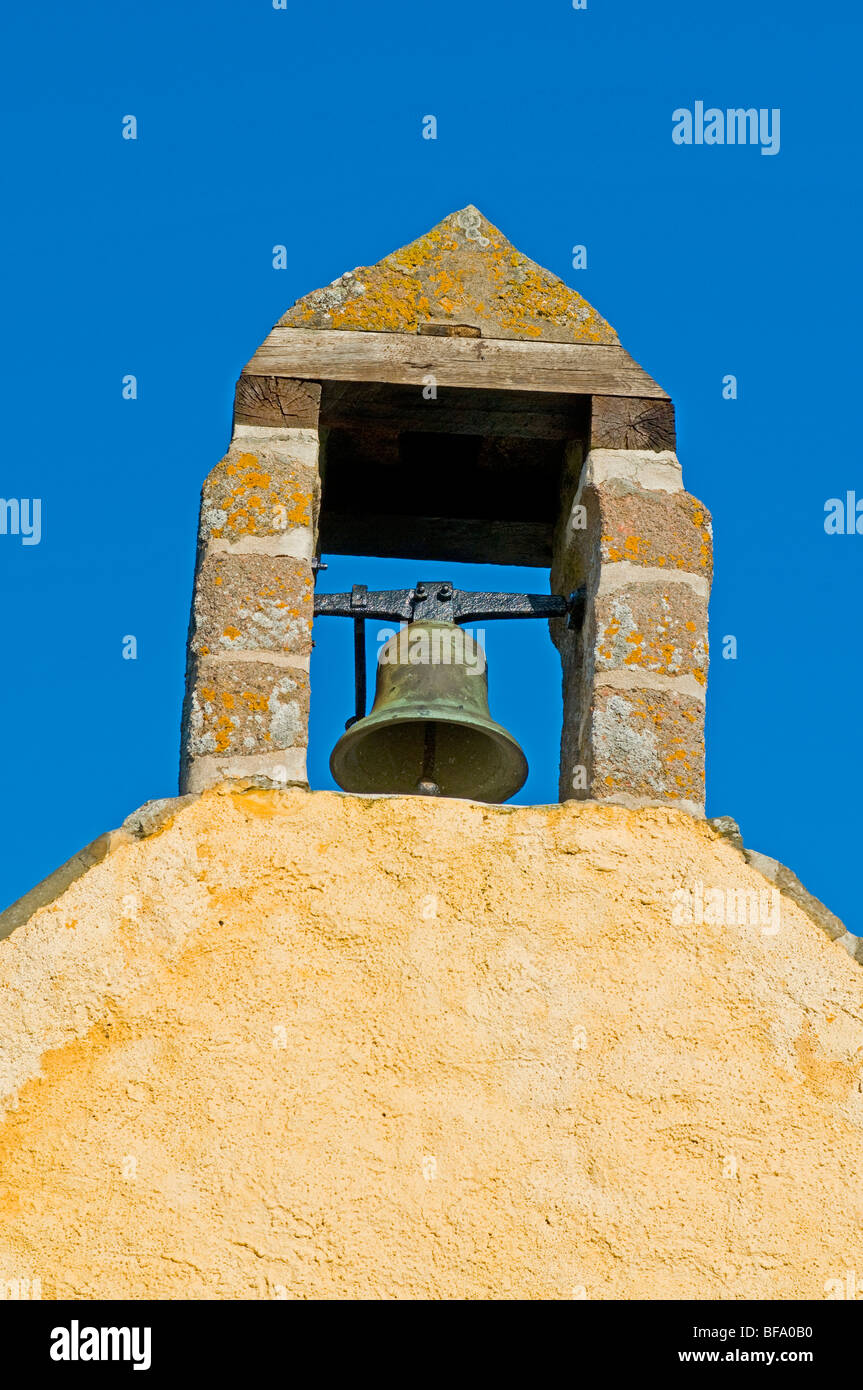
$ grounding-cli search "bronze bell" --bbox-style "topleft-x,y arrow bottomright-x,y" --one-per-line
329,620 -> 528,803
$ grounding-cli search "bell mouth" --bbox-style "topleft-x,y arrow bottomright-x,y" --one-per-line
329,706 -> 528,804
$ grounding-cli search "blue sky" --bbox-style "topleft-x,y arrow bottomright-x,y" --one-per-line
1,0 -> 860,931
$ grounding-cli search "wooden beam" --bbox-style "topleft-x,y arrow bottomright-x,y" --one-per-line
233,375 -> 321,428
242,328 -> 668,400
318,382 -> 589,439
319,513 -> 553,568
590,396 -> 676,451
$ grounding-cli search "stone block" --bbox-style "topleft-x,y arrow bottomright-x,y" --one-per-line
840,932 -> 863,965
562,683 -> 705,811
183,660 -> 310,763
589,481 -> 713,581
592,685 -> 705,806
189,552 -> 313,658
181,747 -> 308,794
121,796 -> 198,840
581,449 -> 683,495
551,469 -> 710,609
199,439 -> 319,548
593,581 -> 709,685
708,815 -> 744,850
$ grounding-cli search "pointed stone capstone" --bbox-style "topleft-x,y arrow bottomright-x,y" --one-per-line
277,205 -> 618,345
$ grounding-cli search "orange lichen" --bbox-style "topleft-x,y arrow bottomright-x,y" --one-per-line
214,715 -> 234,753
275,206 -> 618,345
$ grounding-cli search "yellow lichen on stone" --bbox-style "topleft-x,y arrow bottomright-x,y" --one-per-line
276,206 -> 618,345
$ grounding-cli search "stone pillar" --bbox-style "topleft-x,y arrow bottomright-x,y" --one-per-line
180,377 -> 321,794
551,401 -> 712,816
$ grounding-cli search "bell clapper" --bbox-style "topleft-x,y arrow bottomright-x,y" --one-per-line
416,723 -> 442,796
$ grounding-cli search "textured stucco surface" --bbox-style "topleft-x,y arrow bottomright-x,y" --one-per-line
0,788 -> 861,1300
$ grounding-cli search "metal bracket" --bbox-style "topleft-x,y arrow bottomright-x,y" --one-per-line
314,579 -> 586,628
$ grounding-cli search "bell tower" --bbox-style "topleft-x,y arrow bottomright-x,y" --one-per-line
180,206 -> 711,814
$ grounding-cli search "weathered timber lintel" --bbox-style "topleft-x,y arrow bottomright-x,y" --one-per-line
242,328 -> 668,401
